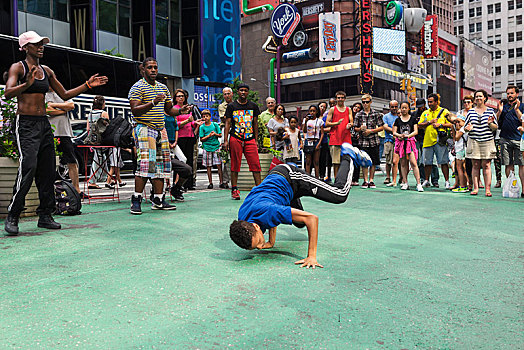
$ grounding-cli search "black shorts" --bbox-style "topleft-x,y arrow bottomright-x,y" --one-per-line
362,145 -> 380,166
56,136 -> 76,164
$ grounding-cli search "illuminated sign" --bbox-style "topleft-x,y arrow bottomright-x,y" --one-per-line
282,48 -> 314,63
360,0 -> 373,94
421,15 -> 438,58
319,12 -> 341,61
385,1 -> 403,26
271,3 -> 301,46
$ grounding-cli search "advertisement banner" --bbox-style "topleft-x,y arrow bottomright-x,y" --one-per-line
271,3 -> 301,46
295,0 -> 332,27
200,0 -> 241,83
407,52 -> 422,74
421,15 -> 438,58
319,12 -> 341,61
194,85 -> 222,122
360,0 -> 373,94
438,37 -> 456,81
463,40 -> 492,95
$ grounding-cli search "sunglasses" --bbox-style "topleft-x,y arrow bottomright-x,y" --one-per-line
362,100 -> 371,104
175,95 -> 185,98
463,100 -> 472,103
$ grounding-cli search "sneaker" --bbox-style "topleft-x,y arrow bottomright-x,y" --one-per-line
422,180 -> 430,188
361,182 -> 369,188
4,213 -> 19,236
130,195 -> 142,215
219,183 -> 229,189
384,178 -> 391,185
207,183 -> 213,189
231,188 -> 241,200
105,182 -> 115,189
445,181 -> 451,189
416,184 -> 424,192
80,192 -> 90,199
386,182 -> 396,187
37,215 -> 61,229
170,187 -> 185,201
400,183 -> 409,190
368,181 -> 376,189
151,195 -> 177,210
341,143 -> 373,167
351,181 -> 359,186
432,182 -> 439,188
494,180 -> 502,188
452,187 -> 468,193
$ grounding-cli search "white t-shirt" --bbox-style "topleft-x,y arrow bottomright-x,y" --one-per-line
455,126 -> 468,152
303,117 -> 324,140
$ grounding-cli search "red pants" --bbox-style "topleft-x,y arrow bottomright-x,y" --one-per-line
230,137 -> 261,172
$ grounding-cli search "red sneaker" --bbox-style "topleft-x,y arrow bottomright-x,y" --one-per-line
231,189 -> 240,200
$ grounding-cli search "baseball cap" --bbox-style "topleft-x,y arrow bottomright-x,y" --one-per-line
18,31 -> 50,50
416,98 -> 426,108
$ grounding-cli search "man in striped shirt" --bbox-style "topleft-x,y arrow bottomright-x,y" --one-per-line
128,57 -> 187,214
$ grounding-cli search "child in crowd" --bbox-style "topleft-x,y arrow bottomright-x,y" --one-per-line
199,109 -> 223,189
302,105 -> 325,178
283,115 -> 302,164
451,118 -> 469,192
391,101 -> 424,192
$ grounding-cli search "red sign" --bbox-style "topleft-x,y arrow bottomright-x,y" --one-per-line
421,15 -> 438,58
360,0 -> 373,94
438,37 -> 456,55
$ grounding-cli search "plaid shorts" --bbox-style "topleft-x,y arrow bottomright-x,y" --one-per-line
202,149 -> 222,167
133,124 -> 171,178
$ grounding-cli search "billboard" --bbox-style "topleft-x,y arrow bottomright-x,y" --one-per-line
373,27 -> 405,55
438,37 -> 456,81
319,12 -> 341,61
194,85 -> 222,122
463,39 -> 492,95
360,0 -> 373,94
200,0 -> 241,83
421,15 -> 438,58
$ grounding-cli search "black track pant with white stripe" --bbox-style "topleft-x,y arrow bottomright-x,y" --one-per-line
269,154 -> 355,210
8,115 -> 56,216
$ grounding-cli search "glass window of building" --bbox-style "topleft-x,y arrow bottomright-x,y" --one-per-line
517,0 -> 523,9
18,0 -> 68,21
517,48 -> 523,57
97,0 -> 131,37
509,65 -> 515,74
469,23 -> 475,33
517,15 -> 523,25
495,51 -> 501,59
517,64 -> 523,73
488,36 -> 494,45
495,35 -> 501,44
509,48 -> 515,58
487,4 -> 493,13
518,32 -> 523,41
495,66 -> 501,75
495,19 -> 501,28
509,33 -> 515,42
476,23 -> 482,31
509,0 -> 515,10
488,20 -> 493,29
458,10 -> 463,19
476,7 -> 482,16
469,8 -> 475,17
495,3 -> 501,12
156,0 -> 180,49
458,26 -> 464,35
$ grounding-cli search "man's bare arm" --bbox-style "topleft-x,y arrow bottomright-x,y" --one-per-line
291,208 -> 323,268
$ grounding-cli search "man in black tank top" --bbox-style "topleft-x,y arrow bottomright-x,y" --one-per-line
3,31 -> 108,236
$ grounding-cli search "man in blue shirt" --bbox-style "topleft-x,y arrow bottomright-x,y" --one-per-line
496,85 -> 524,194
382,100 -> 399,184
229,144 -> 372,269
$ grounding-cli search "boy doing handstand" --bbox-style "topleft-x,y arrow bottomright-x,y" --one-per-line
229,143 -> 372,268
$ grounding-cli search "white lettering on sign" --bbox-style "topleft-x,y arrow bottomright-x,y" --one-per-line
302,3 -> 324,17
272,6 -> 295,36
423,17 -> 434,56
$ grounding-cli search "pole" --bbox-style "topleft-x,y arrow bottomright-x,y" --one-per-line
276,46 -> 281,104
432,60 -> 437,94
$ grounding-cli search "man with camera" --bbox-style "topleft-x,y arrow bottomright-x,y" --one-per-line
496,85 -> 524,196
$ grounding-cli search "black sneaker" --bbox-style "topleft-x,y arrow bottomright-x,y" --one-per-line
219,183 -> 229,189
170,187 -> 185,202
151,195 -> 177,210
360,182 -> 369,188
4,213 -> 19,236
37,215 -> 61,230
368,181 -> 377,189
207,183 -> 213,189
130,195 -> 142,215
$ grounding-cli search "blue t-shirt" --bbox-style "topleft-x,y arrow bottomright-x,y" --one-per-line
199,122 -> 221,152
499,103 -> 524,141
238,174 -> 294,232
321,113 -> 329,144
164,115 -> 179,143
383,112 -> 398,142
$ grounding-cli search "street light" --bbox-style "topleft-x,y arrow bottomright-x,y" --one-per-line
250,78 -> 270,88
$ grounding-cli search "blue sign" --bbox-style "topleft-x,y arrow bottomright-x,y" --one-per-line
271,3 -> 301,46
200,0 -> 241,83
282,48 -> 314,63
194,85 -> 222,122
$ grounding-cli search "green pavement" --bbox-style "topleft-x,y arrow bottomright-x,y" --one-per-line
0,182 -> 522,349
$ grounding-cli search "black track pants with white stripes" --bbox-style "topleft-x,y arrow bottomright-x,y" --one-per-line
8,115 -> 56,216
270,154 -> 355,206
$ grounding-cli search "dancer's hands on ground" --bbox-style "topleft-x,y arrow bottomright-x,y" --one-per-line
260,241 -> 274,249
87,73 -> 109,88
295,256 -> 323,269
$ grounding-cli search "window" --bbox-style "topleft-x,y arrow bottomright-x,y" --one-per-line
509,48 -> 515,58
454,12 -> 457,21
488,20 -> 493,29
17,0 -> 68,21
495,19 -> 501,28
518,32 -> 523,41
476,22 -> 482,31
509,33 -> 515,42
458,10 -> 464,19
495,66 -> 501,75
487,4 -> 493,13
509,0 -> 515,10
97,0 -> 131,37
155,0 -> 180,49
509,17 -> 515,26
488,36 -> 494,45
517,64 -> 523,73
517,48 -> 523,57
476,7 -> 482,16
495,35 -> 501,44
458,0 -> 463,4
495,51 -> 501,59
518,0 -> 522,9
469,8 -> 475,17
509,65 -> 515,74
517,15 -> 523,25
469,23 -> 475,33
458,26 -> 464,35
495,3 -> 501,12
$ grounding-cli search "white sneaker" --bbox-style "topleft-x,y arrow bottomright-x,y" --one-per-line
400,183 -> 409,190
417,183 -> 424,192
422,180 -> 430,188
386,182 -> 396,187
445,181 -> 451,189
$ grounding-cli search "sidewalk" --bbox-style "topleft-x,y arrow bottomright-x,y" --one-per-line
0,170 -> 522,348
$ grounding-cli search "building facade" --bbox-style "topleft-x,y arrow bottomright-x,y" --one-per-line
454,0 -> 524,98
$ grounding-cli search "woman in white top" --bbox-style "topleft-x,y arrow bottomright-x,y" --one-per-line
463,89 -> 498,196
267,104 -> 289,159
302,104 -> 325,178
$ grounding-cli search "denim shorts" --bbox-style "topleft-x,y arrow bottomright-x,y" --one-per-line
422,143 -> 449,165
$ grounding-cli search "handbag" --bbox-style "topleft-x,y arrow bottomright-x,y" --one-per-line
303,139 -> 317,154
435,108 -> 449,146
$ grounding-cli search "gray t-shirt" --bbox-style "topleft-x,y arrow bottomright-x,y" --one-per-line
267,117 -> 289,150
45,91 -> 73,137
